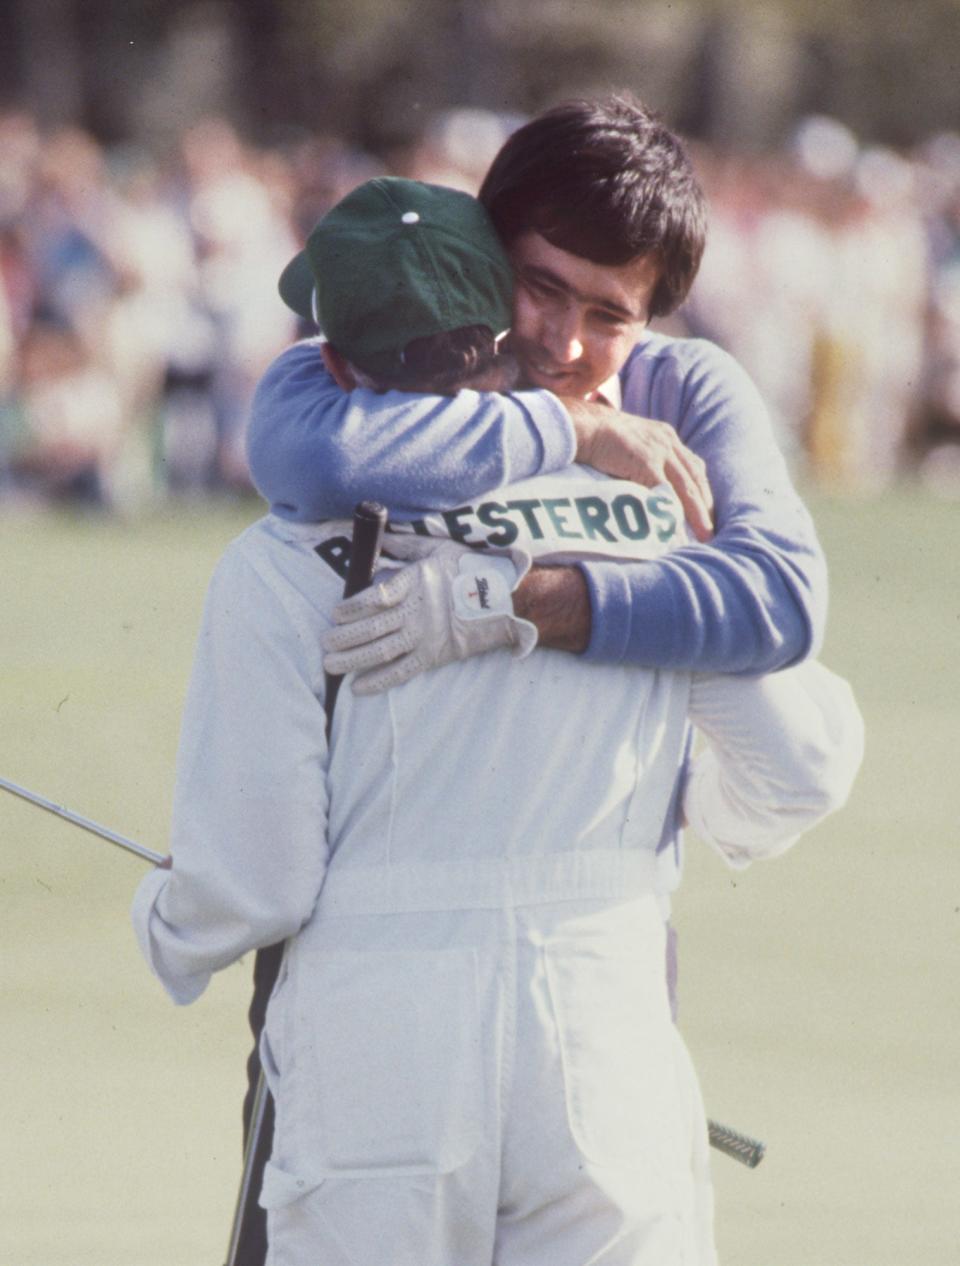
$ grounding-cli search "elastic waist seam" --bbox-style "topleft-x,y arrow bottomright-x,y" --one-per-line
316,849 -> 660,916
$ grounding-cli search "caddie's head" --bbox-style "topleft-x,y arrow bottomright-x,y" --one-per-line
478,93 -> 707,400
278,177 -> 516,394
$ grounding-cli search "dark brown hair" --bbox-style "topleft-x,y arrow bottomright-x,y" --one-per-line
391,325 -> 501,394
478,94 -> 707,317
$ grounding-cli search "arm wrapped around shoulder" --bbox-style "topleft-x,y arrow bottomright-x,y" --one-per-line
685,662 -> 865,869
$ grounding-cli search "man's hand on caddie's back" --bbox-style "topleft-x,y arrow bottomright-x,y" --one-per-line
564,399 -> 714,543
321,535 -> 538,696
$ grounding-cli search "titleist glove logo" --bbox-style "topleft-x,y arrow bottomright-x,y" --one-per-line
470,575 -> 491,610
452,561 -> 513,621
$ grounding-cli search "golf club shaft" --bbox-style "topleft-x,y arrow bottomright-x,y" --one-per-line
224,1072 -> 272,1266
0,775 -> 163,866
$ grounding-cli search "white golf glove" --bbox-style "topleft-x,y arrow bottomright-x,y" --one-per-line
322,534 -> 538,696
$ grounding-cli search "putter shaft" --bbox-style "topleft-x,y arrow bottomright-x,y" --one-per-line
0,775 -> 163,867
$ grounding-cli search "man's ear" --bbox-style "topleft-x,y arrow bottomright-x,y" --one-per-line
321,343 -> 357,391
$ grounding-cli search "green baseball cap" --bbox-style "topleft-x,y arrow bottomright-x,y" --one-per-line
278,177 -> 514,379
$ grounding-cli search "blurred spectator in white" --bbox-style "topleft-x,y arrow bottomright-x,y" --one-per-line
687,147 -> 829,465
803,130 -> 927,492
178,116 -> 298,490
29,127 -> 124,351
846,146 -> 927,490
928,229 -> 960,426
8,319 -> 124,506
406,108 -> 525,192
690,116 -> 930,492
105,155 -> 197,408
914,131 -> 960,493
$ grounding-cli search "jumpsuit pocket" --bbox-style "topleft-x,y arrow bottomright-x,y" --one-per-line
295,946 -> 484,1177
259,1158 -> 325,1210
545,942 -> 681,1175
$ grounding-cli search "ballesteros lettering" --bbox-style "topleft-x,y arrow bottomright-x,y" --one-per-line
397,482 -> 682,561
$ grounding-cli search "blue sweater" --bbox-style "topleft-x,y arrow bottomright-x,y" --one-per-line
246,332 -> 827,673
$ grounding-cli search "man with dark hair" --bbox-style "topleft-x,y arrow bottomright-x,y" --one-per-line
479,94 -> 707,316
248,92 -> 824,676
134,177 -> 861,1266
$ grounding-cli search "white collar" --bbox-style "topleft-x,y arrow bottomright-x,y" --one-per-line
589,372 -> 622,410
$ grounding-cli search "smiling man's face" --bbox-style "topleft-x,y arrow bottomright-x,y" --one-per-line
507,231 -> 660,400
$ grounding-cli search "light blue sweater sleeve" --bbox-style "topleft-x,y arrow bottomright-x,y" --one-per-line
245,334 -> 827,673
246,339 -> 576,521
580,336 -> 827,673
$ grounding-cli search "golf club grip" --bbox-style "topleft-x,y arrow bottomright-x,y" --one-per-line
708,1119 -> 766,1168
342,500 -> 389,598
325,501 -> 388,736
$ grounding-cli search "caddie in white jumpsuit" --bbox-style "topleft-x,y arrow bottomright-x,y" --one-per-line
132,180 -> 864,1266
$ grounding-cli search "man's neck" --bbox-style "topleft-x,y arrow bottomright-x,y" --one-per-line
588,372 -> 622,410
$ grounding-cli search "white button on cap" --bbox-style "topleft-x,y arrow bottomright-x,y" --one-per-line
401,211 -> 420,224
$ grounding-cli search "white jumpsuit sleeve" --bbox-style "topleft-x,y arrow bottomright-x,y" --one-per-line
132,544 -> 331,1004
684,661 -> 864,869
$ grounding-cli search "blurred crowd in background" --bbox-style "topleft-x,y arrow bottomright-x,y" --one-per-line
2,104 -> 960,513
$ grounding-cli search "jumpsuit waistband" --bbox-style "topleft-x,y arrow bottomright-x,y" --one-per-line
316,849 -> 660,916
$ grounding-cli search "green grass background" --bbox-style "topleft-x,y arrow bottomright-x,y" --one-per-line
1,490 -> 957,1264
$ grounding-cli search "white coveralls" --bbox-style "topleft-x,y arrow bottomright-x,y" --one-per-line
133,470 -> 863,1266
